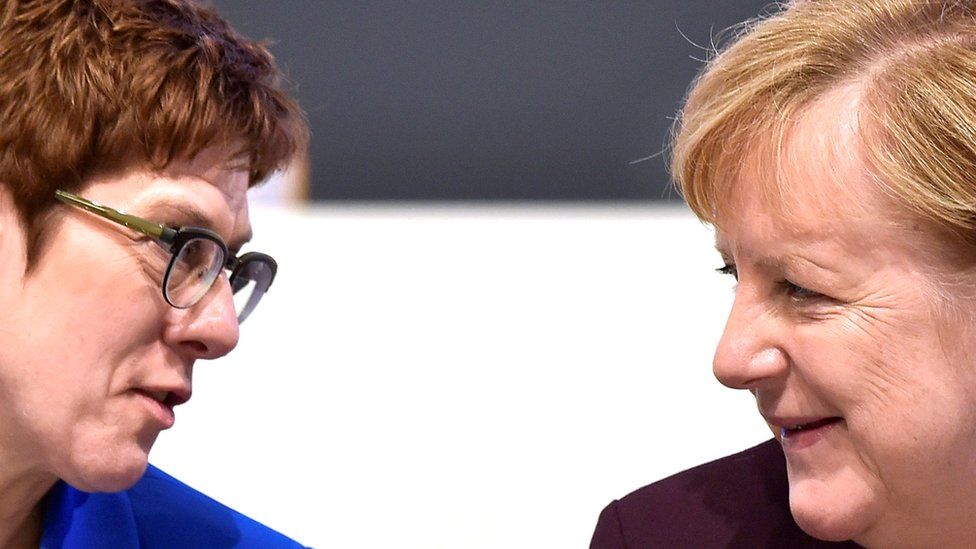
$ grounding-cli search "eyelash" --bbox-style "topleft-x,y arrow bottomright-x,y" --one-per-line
715,263 -> 822,301
716,264 -> 737,278
781,280 -> 820,300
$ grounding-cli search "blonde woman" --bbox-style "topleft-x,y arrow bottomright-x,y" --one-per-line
592,1 -> 976,547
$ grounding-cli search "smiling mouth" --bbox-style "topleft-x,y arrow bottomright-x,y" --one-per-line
780,417 -> 843,439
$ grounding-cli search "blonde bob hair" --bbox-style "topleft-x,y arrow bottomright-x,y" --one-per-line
672,0 -> 976,241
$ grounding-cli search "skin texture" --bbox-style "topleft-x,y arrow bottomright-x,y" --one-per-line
0,147 -> 251,547
713,84 -> 976,547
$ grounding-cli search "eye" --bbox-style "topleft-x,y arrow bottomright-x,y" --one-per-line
782,279 -> 822,301
715,263 -> 738,280
139,237 -> 171,267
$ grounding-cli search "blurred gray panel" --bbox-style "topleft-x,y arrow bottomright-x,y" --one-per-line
209,1 -> 774,201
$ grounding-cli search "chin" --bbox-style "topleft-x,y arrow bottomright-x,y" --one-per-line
788,477 -> 880,543
60,436 -> 156,492
791,502 -> 863,542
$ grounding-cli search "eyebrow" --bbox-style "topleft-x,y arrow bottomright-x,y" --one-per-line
713,241 -> 839,276
146,201 -> 253,252
713,240 -> 732,260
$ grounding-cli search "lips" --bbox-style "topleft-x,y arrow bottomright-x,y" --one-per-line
133,386 -> 192,407
130,386 -> 192,429
780,417 -> 842,439
766,415 -> 843,450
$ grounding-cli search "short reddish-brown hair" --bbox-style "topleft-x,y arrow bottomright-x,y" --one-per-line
0,0 -> 307,264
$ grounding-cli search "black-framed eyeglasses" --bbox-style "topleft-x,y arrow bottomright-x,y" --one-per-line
54,189 -> 276,324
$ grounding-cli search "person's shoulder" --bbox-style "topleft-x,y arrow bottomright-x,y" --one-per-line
590,439 -> 859,548
127,464 -> 305,549
616,438 -> 790,518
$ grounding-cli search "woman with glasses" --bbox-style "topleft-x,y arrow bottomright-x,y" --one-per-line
0,1 -> 306,547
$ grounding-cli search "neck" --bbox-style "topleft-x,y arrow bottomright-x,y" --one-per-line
0,428 -> 58,549
1,501 -> 44,549
0,406 -> 57,548
0,470 -> 55,549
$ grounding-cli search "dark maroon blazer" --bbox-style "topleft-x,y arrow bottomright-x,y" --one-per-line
590,439 -> 862,548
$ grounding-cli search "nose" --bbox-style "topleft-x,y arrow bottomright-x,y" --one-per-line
712,289 -> 788,390
165,274 -> 240,360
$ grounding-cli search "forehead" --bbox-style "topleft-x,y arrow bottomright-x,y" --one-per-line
155,146 -> 250,212
82,146 -> 252,243
714,84 -> 904,253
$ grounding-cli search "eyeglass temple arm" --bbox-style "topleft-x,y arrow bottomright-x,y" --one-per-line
55,190 -> 177,243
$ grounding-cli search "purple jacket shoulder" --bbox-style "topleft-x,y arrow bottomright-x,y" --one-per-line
590,439 -> 861,548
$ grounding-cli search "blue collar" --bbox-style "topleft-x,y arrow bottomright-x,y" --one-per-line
41,480 -> 140,549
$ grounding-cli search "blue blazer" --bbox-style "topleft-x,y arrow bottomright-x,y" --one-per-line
42,465 -> 305,548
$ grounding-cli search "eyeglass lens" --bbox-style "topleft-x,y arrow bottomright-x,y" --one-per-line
163,236 -> 274,323
164,238 -> 224,309
231,259 -> 274,323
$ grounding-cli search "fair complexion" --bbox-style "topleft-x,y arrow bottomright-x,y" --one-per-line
0,147 -> 250,548
714,84 -> 976,547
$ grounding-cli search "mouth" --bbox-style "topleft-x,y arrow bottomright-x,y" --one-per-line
130,386 -> 192,428
773,416 -> 843,449
137,389 -> 191,408
780,417 -> 842,438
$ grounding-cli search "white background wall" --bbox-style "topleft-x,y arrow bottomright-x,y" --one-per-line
151,203 -> 772,548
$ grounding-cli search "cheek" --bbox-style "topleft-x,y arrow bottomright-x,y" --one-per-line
797,307 -> 976,470
803,306 -> 928,408
0,248 -> 164,445
32,250 -> 163,338
790,312 -> 930,449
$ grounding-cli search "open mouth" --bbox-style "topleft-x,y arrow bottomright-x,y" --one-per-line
131,388 -> 191,408
134,389 -> 176,407
129,387 -> 191,429
780,417 -> 843,440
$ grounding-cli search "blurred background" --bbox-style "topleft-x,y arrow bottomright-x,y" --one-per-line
150,2 -> 777,547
